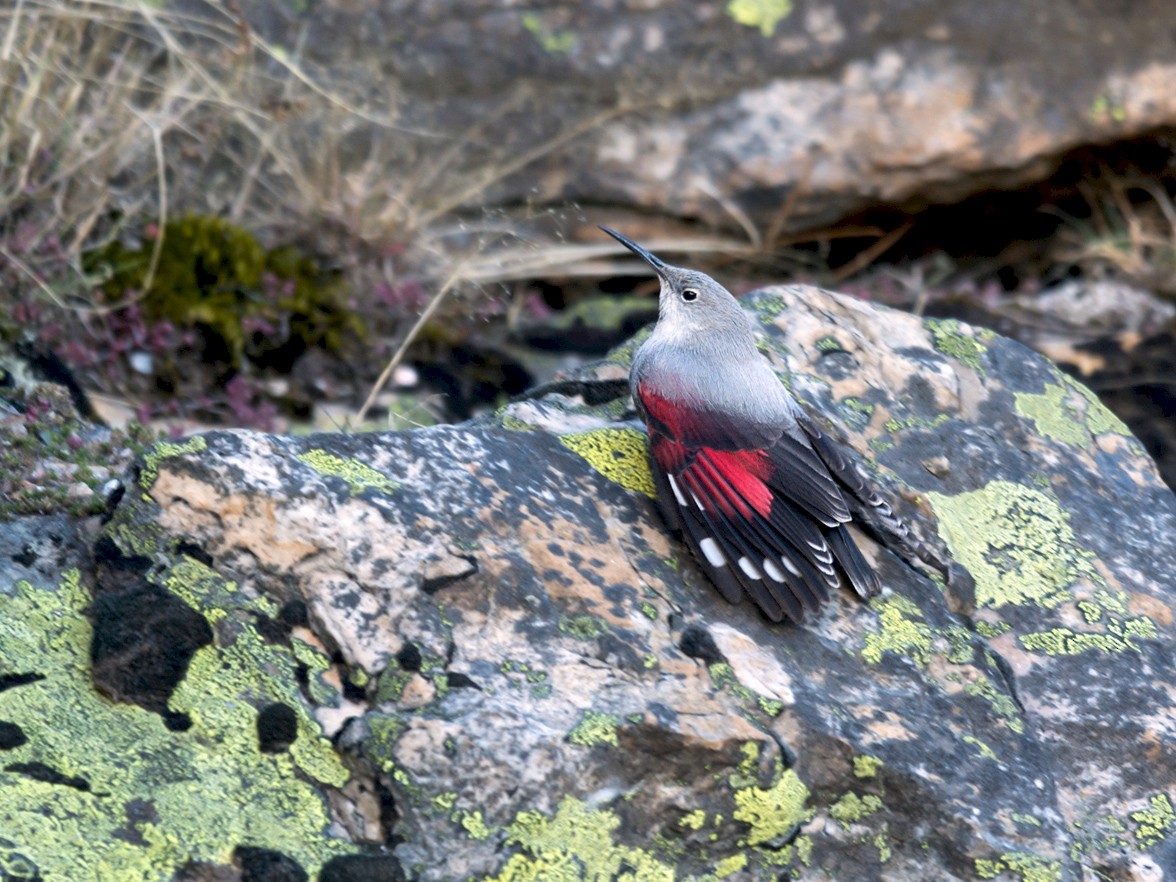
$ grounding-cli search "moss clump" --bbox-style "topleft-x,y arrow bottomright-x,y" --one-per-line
85,214 -> 362,371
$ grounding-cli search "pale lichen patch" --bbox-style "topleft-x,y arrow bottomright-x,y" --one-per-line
295,449 -> 398,495
928,481 -> 1096,609
558,427 -> 656,498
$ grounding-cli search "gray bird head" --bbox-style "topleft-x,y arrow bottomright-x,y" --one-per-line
600,226 -> 754,346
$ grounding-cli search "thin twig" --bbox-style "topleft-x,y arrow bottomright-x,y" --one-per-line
830,221 -> 914,283
355,271 -> 462,424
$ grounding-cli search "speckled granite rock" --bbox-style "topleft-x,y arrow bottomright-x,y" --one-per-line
2,286 -> 1174,881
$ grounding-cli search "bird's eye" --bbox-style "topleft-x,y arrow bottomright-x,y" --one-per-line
681,288 -> 699,302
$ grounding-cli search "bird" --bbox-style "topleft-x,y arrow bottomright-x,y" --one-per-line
601,226 -> 887,623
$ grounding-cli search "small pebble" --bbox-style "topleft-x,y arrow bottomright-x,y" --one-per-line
67,481 -> 94,499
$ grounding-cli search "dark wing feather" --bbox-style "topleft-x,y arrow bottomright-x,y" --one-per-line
638,382 -> 881,622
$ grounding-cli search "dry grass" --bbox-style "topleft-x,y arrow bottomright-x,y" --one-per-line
1046,170 -> 1176,296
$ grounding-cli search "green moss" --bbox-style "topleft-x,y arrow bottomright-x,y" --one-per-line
861,594 -> 934,666
295,449 -> 398,495
927,318 -> 990,372
85,214 -> 361,371
486,796 -> 676,881
727,0 -> 793,36
139,435 -> 208,490
829,792 -> 882,828
567,710 -> 620,747
1131,793 -> 1174,848
1018,616 -> 1157,656
0,571 -> 352,880
928,481 -> 1096,609
558,427 -> 656,498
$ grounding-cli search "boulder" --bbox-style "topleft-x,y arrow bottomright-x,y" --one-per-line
231,0 -> 1176,233
2,286 -> 1174,880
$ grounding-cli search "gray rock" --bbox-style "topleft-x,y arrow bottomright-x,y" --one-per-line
229,1 -> 1176,233
3,286 -> 1174,880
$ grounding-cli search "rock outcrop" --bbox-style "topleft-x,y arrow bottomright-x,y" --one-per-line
2,287 -> 1174,881
234,0 -> 1176,233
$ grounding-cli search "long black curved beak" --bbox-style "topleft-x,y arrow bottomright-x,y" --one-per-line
599,226 -> 668,279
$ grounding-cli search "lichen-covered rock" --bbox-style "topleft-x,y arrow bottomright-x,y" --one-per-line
3,286 -> 1175,881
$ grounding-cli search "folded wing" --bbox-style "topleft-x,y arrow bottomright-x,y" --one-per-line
637,383 -> 880,622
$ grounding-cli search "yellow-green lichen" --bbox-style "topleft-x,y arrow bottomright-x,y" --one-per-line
927,481 -> 1096,609
558,427 -> 656,498
640,601 -> 658,620
433,791 -> 458,812
962,674 -> 1024,734
679,809 -> 707,831
1018,616 -> 1157,656
1130,794 -> 1174,848
727,0 -> 793,36
567,710 -> 620,747
962,735 -> 999,760
486,796 -> 676,882
295,449 -> 398,495
0,571 -> 352,880
975,619 -> 1012,639
829,792 -> 882,829
883,413 -> 951,434
729,744 -> 812,848
974,852 -> 1063,882
927,318 -> 992,372
715,852 -> 748,876
853,755 -> 883,779
733,768 -> 811,846
520,11 -> 576,53
861,594 -> 934,666
558,614 -> 608,640
139,435 -> 208,489
1015,377 -> 1130,447
455,809 -> 494,840
1067,376 -> 1130,436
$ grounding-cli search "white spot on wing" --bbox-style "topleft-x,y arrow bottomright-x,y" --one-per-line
699,537 -> 727,568
763,558 -> 786,582
779,555 -> 801,577
738,557 -> 763,580
667,473 -> 688,507
690,491 -> 707,511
